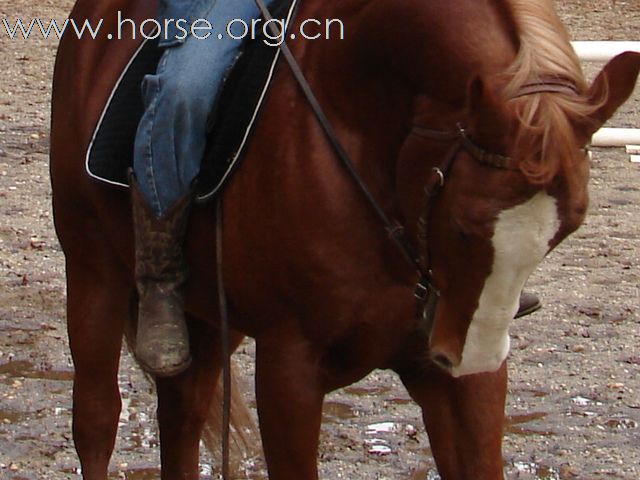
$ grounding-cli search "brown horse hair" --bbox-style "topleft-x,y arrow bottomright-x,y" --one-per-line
501,0 -> 605,185
200,369 -> 261,473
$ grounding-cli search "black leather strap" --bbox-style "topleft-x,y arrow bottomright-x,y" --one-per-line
253,0 -> 425,275
216,198 -> 232,480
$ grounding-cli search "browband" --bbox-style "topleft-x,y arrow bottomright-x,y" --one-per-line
509,79 -> 579,99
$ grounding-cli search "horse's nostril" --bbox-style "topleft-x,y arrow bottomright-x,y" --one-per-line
432,353 -> 454,371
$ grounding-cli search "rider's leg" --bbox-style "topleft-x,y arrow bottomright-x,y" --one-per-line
131,0 -> 278,375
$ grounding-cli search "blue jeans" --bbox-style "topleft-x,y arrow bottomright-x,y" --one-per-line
133,0 -> 277,217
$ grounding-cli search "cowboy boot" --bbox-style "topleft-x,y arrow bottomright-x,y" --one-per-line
516,291 -> 542,318
129,172 -> 193,376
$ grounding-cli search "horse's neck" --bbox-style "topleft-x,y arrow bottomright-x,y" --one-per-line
301,0 -> 517,109
374,1 -> 516,91
288,0 -> 517,189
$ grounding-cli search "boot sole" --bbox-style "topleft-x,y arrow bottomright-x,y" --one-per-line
135,355 -> 193,377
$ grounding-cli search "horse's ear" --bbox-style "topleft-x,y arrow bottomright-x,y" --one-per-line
467,75 -> 510,142
467,76 -> 501,115
584,51 -> 640,136
468,75 -> 486,111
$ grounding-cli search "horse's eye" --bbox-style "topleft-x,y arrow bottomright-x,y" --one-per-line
455,227 -> 470,241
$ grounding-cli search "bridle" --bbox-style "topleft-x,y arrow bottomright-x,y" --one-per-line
408,122 -> 521,327
409,80 -> 579,327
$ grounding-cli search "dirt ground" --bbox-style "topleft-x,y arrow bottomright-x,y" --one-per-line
0,0 -> 639,479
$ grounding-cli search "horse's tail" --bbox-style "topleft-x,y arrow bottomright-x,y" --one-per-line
123,325 -> 261,475
201,366 -> 262,473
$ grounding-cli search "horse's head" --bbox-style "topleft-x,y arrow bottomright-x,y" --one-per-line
397,52 -> 640,377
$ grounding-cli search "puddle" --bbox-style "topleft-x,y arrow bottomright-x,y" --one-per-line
322,401 -> 356,422
603,418 -> 638,430
388,396 -> 413,405
365,438 -> 393,455
506,412 -> 554,436
571,395 -> 590,406
0,323 -> 53,333
106,467 -> 161,479
64,465 -> 164,479
608,198 -> 633,207
364,422 -> 397,456
104,462 -> 262,479
61,467 -> 82,476
0,409 -> 29,424
508,412 -> 548,425
121,431 -> 159,452
0,360 -> 73,382
512,461 -> 560,479
513,388 -> 550,399
365,421 -> 418,437
343,385 -> 393,397
119,397 -> 158,452
366,421 -> 403,435
571,395 -> 603,407
566,410 -> 598,420
410,469 -> 441,480
363,421 -> 419,456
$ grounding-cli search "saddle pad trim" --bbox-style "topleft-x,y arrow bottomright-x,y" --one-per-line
199,0 -> 298,201
84,32 -> 156,189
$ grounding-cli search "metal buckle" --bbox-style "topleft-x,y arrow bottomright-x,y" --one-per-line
414,276 -> 431,301
424,167 -> 445,197
432,167 -> 445,187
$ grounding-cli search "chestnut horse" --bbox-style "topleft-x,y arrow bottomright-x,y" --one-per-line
50,0 -> 640,478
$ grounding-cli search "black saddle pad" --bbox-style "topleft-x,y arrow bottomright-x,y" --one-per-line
86,0 -> 298,201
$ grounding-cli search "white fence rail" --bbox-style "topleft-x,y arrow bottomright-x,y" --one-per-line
571,41 -> 640,63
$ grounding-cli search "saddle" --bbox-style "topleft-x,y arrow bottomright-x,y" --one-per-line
86,0 -> 298,201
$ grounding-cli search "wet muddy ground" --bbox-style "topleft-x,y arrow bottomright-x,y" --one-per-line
1,0 -> 639,478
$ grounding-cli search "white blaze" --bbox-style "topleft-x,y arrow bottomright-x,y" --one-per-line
451,191 -> 561,377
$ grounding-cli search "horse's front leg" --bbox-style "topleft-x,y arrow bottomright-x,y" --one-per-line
399,362 -> 507,480
155,318 -> 245,479
255,329 -> 325,480
66,257 -> 131,480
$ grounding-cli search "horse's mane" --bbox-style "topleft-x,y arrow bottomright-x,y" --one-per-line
501,0 -> 600,184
